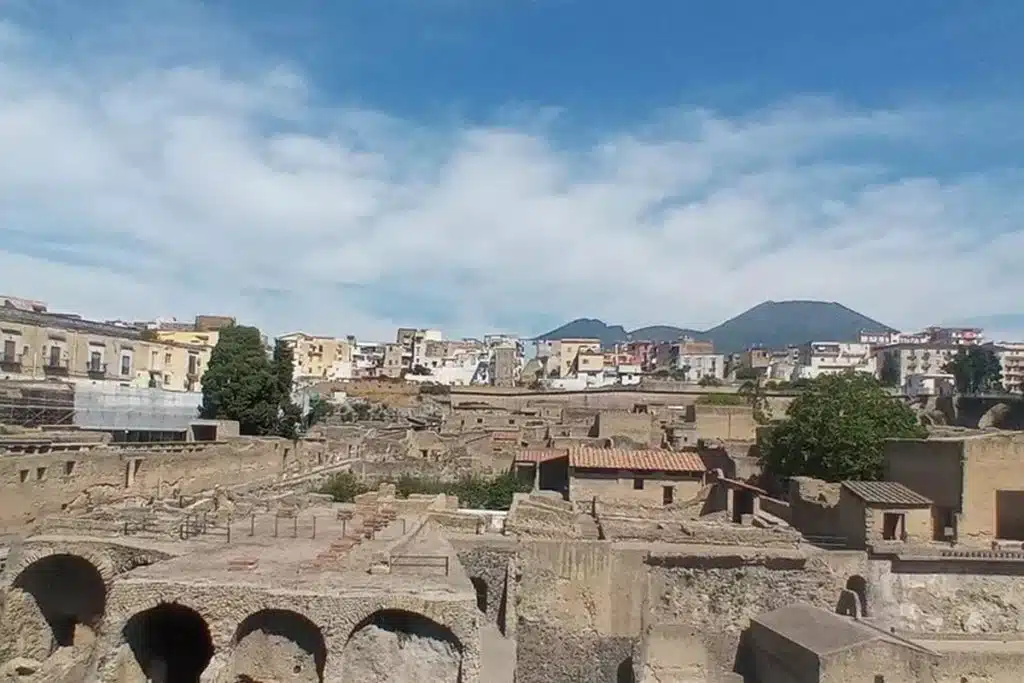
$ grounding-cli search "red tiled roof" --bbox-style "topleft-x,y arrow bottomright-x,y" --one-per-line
514,448 -> 569,463
570,447 -> 706,473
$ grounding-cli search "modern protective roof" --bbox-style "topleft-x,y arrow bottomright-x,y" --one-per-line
570,447 -> 706,473
752,603 -> 883,655
841,481 -> 932,506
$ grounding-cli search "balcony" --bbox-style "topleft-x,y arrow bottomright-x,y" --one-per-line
0,353 -> 22,373
86,362 -> 108,379
43,359 -> 70,376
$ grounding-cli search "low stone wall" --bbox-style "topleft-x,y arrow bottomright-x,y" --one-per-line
505,494 -> 580,539
759,496 -> 791,523
787,476 -> 841,537
600,518 -> 801,548
0,438 -> 327,532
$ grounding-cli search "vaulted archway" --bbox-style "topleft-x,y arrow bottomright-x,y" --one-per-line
229,608 -> 327,682
2,553 -> 106,660
122,602 -> 214,683
342,609 -> 463,682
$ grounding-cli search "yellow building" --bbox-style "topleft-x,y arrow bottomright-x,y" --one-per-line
557,338 -> 602,378
0,307 -> 211,393
277,333 -> 355,381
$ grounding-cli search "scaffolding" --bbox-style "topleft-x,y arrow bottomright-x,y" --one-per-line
0,381 -> 75,427
0,380 -> 202,432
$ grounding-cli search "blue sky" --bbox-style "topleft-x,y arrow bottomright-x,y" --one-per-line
2,0 -> 1024,340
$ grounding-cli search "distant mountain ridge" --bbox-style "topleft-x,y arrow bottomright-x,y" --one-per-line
535,300 -> 895,353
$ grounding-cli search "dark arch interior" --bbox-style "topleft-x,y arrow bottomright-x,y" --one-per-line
470,577 -> 488,614
348,609 -> 463,652
233,608 -> 328,679
123,602 -> 214,683
616,656 -> 635,683
846,575 -> 868,616
12,553 -> 106,649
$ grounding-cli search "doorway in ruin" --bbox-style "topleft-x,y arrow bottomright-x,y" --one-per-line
732,489 -> 755,524
846,575 -> 868,617
122,602 -> 214,683
341,609 -> 463,683
3,553 -> 106,660
470,577 -> 489,614
229,609 -> 327,682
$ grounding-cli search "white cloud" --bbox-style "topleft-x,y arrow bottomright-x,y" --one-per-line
2,14 -> 1024,342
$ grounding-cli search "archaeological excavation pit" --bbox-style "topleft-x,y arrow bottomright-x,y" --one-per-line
6,553 -> 106,658
342,609 -> 464,683
122,602 -> 214,683
229,608 -> 328,682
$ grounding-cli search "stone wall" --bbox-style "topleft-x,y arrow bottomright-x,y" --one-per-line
786,477 -> 841,538
689,405 -> 758,442
0,438 -> 327,532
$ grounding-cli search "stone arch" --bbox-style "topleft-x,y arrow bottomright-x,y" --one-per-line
470,577 -> 488,614
2,553 -> 107,659
616,656 -> 636,683
229,608 -> 327,682
846,575 -> 868,617
342,609 -> 464,683
4,545 -> 117,588
122,602 -> 214,683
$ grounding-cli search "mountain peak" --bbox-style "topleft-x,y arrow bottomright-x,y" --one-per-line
535,300 -> 892,352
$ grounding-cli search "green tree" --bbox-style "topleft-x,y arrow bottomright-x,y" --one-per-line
200,325 -> 280,435
738,378 -> 773,424
304,395 -> 335,428
761,373 -> 926,481
270,340 -> 304,438
943,346 -> 1003,394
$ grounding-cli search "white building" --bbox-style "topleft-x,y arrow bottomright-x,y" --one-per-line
989,342 -> 1024,393
676,353 -> 725,382
794,342 -> 877,380
905,372 -> 956,398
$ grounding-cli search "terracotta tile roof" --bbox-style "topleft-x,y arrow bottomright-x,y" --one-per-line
841,481 -> 932,506
570,447 -> 706,473
514,448 -> 569,464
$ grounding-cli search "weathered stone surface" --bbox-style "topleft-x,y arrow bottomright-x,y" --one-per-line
342,621 -> 462,683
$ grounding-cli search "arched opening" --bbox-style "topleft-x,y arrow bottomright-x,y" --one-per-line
616,656 -> 635,683
8,553 -> 106,656
470,577 -> 488,614
230,609 -> 327,682
342,609 -> 463,683
122,602 -> 214,683
846,575 -> 868,617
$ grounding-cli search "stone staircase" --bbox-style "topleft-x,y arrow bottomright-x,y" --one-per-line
576,514 -> 601,540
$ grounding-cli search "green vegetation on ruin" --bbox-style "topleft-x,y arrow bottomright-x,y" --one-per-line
319,471 -> 532,510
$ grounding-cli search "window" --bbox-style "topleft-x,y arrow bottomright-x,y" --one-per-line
120,354 -> 132,376
163,374 -> 170,385
663,486 -> 674,505
2,339 -> 14,360
188,354 -> 198,375
165,352 -> 172,364
19,469 -> 29,483
151,350 -> 158,366
48,345 -> 61,367
633,477 -> 644,490
36,467 -> 46,481
64,461 -> 75,476
89,350 -> 102,372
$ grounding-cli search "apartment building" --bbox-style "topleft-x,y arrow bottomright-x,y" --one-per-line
0,306 -> 211,392
794,341 -> 877,380
277,333 -> 355,382
555,338 -> 602,378
875,343 -> 959,388
654,338 -> 724,381
988,342 -> 1024,393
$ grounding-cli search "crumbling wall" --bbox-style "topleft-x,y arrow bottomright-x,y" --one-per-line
599,518 -> 801,548
786,477 -> 841,537
0,438 -> 326,532
504,494 -> 579,539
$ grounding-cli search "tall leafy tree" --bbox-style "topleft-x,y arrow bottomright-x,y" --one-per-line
943,346 -> 1003,394
761,373 -> 926,481
271,340 -> 303,439
200,326 -> 280,435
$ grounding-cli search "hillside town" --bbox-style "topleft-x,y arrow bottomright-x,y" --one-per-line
1,293 -> 1019,405
2,291 -> 1024,683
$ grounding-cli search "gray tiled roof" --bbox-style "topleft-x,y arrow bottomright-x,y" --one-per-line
841,480 -> 932,506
